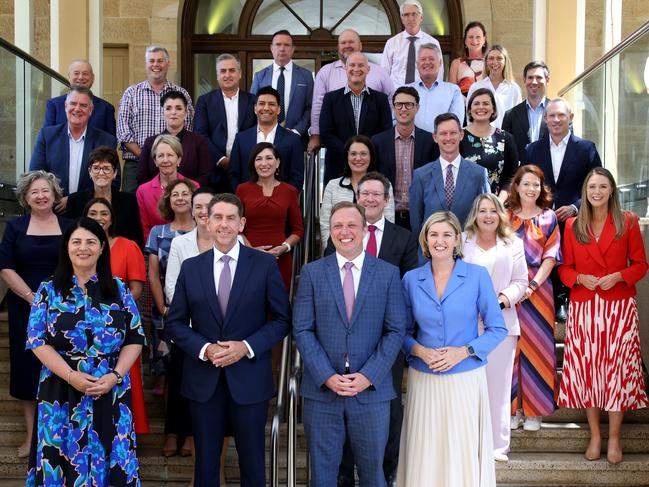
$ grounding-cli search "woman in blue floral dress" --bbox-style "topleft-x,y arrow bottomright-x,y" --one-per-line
26,217 -> 145,486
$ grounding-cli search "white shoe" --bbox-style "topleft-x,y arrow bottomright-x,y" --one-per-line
494,452 -> 509,462
523,416 -> 542,431
510,411 -> 523,430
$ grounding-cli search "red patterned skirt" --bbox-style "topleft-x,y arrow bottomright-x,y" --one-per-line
558,295 -> 648,411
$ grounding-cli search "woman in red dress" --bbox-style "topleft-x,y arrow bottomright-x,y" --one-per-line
558,167 -> 648,464
236,142 -> 304,290
84,197 -> 149,434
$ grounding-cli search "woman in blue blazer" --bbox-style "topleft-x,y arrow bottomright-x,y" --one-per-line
397,211 -> 507,487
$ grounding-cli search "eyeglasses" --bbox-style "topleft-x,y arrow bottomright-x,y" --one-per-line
358,191 -> 386,198
394,102 -> 416,110
90,166 -> 114,174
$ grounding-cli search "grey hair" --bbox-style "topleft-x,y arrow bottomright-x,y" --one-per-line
16,171 -> 64,209
65,85 -> 94,106
544,97 -> 573,117
400,0 -> 423,15
418,43 -> 442,60
216,53 -> 241,71
345,51 -> 369,66
145,45 -> 170,61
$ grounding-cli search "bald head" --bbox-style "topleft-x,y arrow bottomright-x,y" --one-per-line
338,29 -> 363,63
67,60 -> 94,89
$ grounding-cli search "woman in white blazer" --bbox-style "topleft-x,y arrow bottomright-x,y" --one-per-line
462,193 -> 528,461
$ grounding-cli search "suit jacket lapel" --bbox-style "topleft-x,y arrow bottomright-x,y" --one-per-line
377,222 -> 394,261
358,90 -> 370,133
325,256 -> 351,326
441,259 -> 466,302
288,67 -> 298,105
224,246 -> 254,326
416,265 -> 440,305
451,161 -> 470,212
538,137 -> 555,185
199,250 -> 223,324
79,131 -> 94,189
585,212 -> 615,267
556,135 -> 577,185
61,124 -> 71,192
431,162 -> 447,210
343,92 -> 356,134
234,91 -> 248,131
349,256 -> 376,327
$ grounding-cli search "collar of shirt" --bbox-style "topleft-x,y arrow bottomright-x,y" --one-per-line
222,88 -> 239,101
67,126 -> 88,142
550,132 -> 571,149
142,79 -> 173,92
335,250 -> 365,272
344,85 -> 370,96
164,128 -> 186,141
367,216 -> 385,232
273,60 -> 293,74
395,126 -> 415,140
526,96 -> 546,112
399,29 -> 422,40
213,241 -> 241,266
415,79 -> 439,91
440,154 -> 462,171
257,123 -> 279,139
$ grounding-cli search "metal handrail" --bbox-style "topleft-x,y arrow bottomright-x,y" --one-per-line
0,37 -> 69,86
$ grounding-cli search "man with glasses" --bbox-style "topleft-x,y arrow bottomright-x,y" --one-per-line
372,86 -> 439,230
30,86 -> 117,213
410,43 -> 464,133
381,0 -> 444,86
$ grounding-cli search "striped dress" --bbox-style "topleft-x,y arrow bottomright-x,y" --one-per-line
509,209 -> 562,416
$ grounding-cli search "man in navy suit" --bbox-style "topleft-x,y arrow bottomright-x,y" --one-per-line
372,86 -> 439,230
43,59 -> 116,136
30,86 -> 117,212
165,193 -> 290,487
294,201 -> 407,487
324,173 -> 417,486
409,112 -> 490,238
320,52 -> 392,185
195,54 -> 257,193
251,30 -> 314,148
228,86 -> 304,191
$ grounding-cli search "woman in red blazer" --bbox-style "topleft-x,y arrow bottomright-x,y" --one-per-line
558,167 -> 648,464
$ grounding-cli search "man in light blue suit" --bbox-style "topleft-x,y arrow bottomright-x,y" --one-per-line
251,29 -> 313,148
409,112 -> 490,238
293,201 -> 407,487
30,86 -> 118,212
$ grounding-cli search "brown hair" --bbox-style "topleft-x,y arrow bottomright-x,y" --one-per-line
157,179 -> 196,221
506,165 -> 553,211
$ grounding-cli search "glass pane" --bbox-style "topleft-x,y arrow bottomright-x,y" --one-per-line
333,0 -> 391,36
252,0 -> 309,35
420,0 -> 449,36
0,46 -> 18,184
194,53 -> 222,97
194,0 -> 245,35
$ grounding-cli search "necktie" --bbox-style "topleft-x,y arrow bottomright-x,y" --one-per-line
342,262 -> 355,321
218,255 -> 232,316
277,66 -> 286,124
445,164 -> 455,210
405,36 -> 417,84
366,225 -> 377,257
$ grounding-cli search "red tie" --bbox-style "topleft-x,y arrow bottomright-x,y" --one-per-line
366,225 -> 377,256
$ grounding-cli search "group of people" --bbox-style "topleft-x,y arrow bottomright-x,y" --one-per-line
1,0 -> 647,486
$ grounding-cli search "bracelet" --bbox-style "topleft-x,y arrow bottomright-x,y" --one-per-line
67,369 -> 75,384
282,242 -> 291,252
529,279 -> 539,290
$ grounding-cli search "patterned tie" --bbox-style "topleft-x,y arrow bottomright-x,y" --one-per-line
445,164 -> 455,210
277,66 -> 286,124
218,255 -> 232,316
405,36 -> 417,84
366,225 -> 377,257
342,262 -> 355,321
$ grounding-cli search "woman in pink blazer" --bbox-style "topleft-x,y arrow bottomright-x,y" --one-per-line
463,193 -> 528,461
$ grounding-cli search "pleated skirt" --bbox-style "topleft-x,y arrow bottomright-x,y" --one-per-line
396,366 -> 496,487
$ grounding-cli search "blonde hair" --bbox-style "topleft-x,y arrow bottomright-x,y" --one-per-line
464,193 -> 513,241
419,211 -> 464,259
152,134 -> 183,159
484,45 -> 514,82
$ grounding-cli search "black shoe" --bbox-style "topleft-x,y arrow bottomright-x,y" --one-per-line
337,476 -> 355,487
555,303 -> 567,322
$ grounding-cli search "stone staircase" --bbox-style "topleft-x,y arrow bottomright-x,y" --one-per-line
0,313 -> 647,486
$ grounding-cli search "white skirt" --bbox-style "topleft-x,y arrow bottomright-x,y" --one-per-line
396,367 -> 496,487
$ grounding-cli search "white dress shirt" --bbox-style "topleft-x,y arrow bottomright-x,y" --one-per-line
549,132 -> 571,182
68,127 -> 87,193
271,61 -> 293,114
335,251 -> 365,297
381,30 -> 444,86
466,77 -> 522,129
363,216 -> 385,255
223,89 -> 239,158
257,123 -> 278,143
439,154 -> 462,185
199,242 -> 254,360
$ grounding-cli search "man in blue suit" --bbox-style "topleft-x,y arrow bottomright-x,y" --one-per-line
30,86 -> 117,212
294,201 -> 407,487
165,193 -> 290,487
409,112 -> 490,239
43,59 -> 116,136
228,86 -> 304,191
251,30 -> 313,148
195,54 -> 257,193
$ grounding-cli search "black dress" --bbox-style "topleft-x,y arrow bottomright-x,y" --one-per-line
0,215 -> 70,400
460,128 -> 519,194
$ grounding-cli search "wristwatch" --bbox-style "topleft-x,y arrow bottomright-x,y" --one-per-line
112,370 -> 123,385
465,345 -> 476,357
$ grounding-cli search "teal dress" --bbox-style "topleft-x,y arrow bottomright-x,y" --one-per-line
26,275 -> 145,486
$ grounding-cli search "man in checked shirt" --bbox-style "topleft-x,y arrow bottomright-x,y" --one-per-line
117,45 -> 194,193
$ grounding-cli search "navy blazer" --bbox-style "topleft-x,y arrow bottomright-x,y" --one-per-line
29,122 -> 118,195
251,63 -> 314,140
502,100 -> 547,160
320,87 -> 392,183
165,246 -> 291,404
524,133 -> 602,209
409,158 -> 490,238
293,253 -> 407,404
228,125 -> 304,191
43,94 -> 116,136
371,126 -> 440,190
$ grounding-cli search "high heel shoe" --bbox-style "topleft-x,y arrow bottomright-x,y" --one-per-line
162,434 -> 178,457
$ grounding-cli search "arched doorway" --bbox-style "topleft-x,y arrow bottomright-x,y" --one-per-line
181,0 -> 463,99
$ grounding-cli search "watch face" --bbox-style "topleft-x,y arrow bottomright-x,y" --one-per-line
468,345 -> 475,356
